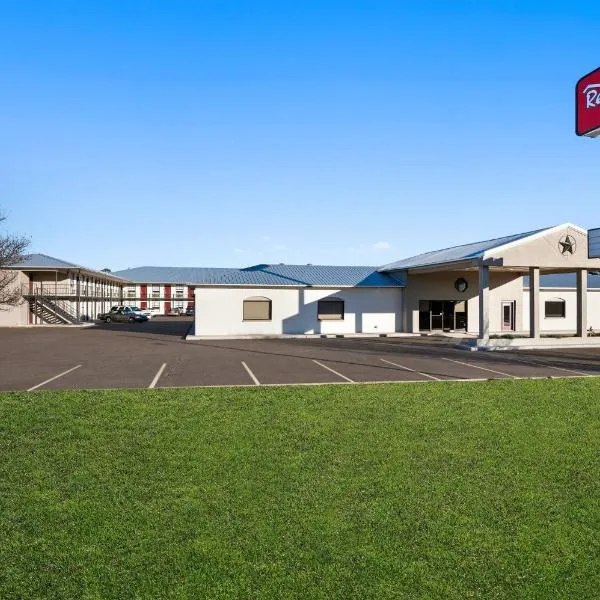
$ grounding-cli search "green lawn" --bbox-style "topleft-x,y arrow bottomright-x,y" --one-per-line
1,380 -> 600,600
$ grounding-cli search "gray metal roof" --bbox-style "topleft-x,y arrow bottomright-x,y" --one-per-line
112,266 -> 237,285
523,272 -> 600,289
379,227 -> 551,272
113,264 -> 405,287
9,253 -> 80,269
9,253 -> 129,282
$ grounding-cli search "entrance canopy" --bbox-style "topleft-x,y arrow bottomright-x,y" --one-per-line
379,223 -> 600,275
379,223 -> 600,342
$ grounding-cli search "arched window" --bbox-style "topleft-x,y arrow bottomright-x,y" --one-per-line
243,296 -> 272,321
317,297 -> 345,321
545,298 -> 566,318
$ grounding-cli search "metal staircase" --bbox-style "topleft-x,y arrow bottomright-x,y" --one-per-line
29,296 -> 80,325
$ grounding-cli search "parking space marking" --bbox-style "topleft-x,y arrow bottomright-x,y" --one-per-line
312,360 -> 355,383
483,354 -> 593,377
541,364 -> 592,376
442,357 -> 516,379
380,358 -> 441,381
524,360 -> 591,377
149,363 -> 167,389
27,364 -> 83,391
241,361 -> 261,386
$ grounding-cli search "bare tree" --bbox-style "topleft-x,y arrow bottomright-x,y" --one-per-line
0,214 -> 30,308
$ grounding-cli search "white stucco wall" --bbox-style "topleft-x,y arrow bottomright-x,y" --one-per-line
194,287 -> 403,336
0,271 -> 29,326
0,302 -> 28,326
523,289 -> 600,333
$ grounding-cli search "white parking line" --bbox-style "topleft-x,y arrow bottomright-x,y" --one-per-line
241,361 -> 261,386
487,354 -> 592,377
149,363 -> 167,389
380,358 -> 441,381
528,361 -> 590,377
27,364 -> 82,391
442,357 -> 516,379
312,360 -> 355,383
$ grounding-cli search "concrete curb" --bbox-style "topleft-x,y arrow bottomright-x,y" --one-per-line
186,332 -> 422,341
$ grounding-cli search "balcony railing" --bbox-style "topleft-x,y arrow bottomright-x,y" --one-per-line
22,284 -> 122,299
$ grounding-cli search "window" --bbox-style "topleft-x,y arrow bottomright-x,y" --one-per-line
175,287 -> 184,298
317,298 -> 345,320
151,285 -> 160,298
545,299 -> 566,318
174,301 -> 184,309
243,297 -> 272,321
127,286 -> 136,298
151,302 -> 160,310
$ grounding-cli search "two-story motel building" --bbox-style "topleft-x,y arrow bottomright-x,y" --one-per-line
4,223 -> 600,349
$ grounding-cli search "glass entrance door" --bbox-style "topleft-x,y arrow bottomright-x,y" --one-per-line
419,300 -> 468,332
430,301 -> 444,330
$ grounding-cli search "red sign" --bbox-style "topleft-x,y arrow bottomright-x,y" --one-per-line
576,66 -> 600,136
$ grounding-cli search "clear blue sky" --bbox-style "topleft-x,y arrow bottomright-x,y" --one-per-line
1,1 -> 599,271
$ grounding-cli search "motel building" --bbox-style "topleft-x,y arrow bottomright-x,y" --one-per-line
1,254 -> 126,325
114,267 -> 197,315
4,223 -> 600,350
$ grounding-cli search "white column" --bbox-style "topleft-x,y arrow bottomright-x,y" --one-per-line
577,269 -> 588,338
478,265 -> 489,339
529,267 -> 540,339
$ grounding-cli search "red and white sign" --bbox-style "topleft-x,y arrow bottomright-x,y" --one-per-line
576,66 -> 600,137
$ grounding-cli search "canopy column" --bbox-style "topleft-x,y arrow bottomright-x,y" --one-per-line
529,267 -> 540,339
478,265 -> 489,340
577,269 -> 588,338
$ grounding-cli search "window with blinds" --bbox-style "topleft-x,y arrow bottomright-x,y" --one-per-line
243,297 -> 272,321
317,299 -> 344,320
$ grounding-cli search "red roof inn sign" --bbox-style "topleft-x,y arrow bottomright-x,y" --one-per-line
576,66 -> 600,137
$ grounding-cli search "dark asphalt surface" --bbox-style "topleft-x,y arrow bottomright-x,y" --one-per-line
1,317 -> 600,391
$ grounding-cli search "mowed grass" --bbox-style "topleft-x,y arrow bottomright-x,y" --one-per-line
1,380 -> 600,599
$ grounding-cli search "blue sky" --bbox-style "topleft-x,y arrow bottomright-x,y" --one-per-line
1,1 -> 599,271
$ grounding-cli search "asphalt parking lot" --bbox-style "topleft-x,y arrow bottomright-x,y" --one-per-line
2,317 -> 600,392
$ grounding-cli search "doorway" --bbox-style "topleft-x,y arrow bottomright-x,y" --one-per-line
501,301 -> 515,332
419,300 -> 468,332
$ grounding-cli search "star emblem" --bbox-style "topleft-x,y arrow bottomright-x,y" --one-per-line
558,235 -> 576,255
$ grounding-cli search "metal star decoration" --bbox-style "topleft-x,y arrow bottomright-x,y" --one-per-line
558,235 -> 576,255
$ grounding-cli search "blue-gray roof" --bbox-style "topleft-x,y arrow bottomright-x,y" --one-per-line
379,227 -> 550,272
10,253 -> 80,269
112,267 -> 236,285
524,273 -> 600,289
9,253 -> 128,281
113,264 -> 405,287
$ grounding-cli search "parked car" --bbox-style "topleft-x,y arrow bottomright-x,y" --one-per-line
167,307 -> 185,316
129,306 -> 153,319
98,306 -> 148,323
185,306 -> 195,316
